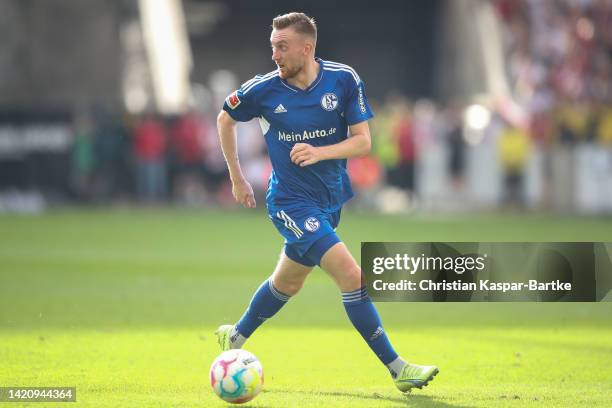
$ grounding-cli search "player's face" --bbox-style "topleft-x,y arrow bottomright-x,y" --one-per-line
270,28 -> 309,79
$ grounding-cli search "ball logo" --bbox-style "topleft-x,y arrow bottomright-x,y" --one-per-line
304,217 -> 320,232
321,93 -> 338,111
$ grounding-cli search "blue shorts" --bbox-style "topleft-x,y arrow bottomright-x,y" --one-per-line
268,202 -> 342,267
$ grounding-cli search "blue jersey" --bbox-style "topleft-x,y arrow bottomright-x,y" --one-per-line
222,58 -> 373,212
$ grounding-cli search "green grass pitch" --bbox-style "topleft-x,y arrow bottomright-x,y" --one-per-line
1,209 -> 611,407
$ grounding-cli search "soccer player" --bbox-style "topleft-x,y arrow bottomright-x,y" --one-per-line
215,12 -> 438,392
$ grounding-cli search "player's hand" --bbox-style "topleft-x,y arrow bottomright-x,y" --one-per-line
231,178 -> 256,208
290,143 -> 324,167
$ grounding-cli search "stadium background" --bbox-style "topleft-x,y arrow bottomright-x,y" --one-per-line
0,0 -> 611,407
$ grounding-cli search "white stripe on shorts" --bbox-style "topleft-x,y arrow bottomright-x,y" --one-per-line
276,210 -> 303,238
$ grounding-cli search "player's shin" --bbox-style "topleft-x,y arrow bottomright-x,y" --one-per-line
232,278 -> 291,347
342,287 -> 406,377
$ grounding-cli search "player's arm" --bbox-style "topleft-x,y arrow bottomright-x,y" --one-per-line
290,120 -> 371,167
217,110 -> 256,208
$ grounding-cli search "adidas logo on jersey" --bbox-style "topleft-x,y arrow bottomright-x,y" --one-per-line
274,104 -> 287,113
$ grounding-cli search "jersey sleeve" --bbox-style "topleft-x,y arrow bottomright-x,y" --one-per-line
345,79 -> 374,126
222,86 -> 259,122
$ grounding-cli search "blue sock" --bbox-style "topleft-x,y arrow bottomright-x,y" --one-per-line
235,278 -> 290,338
342,287 -> 399,366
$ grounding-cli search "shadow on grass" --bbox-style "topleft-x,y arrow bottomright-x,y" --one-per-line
263,388 -> 477,408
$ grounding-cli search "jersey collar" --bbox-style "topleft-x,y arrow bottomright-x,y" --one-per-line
280,58 -> 324,93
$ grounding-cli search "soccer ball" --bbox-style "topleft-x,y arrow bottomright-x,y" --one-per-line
210,349 -> 264,404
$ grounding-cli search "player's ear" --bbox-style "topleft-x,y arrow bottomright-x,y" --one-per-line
304,40 -> 314,55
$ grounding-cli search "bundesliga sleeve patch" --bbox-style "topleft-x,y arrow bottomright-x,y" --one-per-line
226,91 -> 241,109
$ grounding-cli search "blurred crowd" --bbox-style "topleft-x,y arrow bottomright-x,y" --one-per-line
55,96 -> 272,208
496,0 -> 610,111
491,0 -> 611,209
351,0 -> 612,212
68,106 -> 237,206
0,0 -> 610,213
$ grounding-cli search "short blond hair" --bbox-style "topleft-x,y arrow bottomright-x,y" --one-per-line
272,12 -> 317,43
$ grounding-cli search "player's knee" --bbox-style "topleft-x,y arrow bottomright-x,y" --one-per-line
282,281 -> 304,296
342,265 -> 363,291
272,275 -> 305,296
